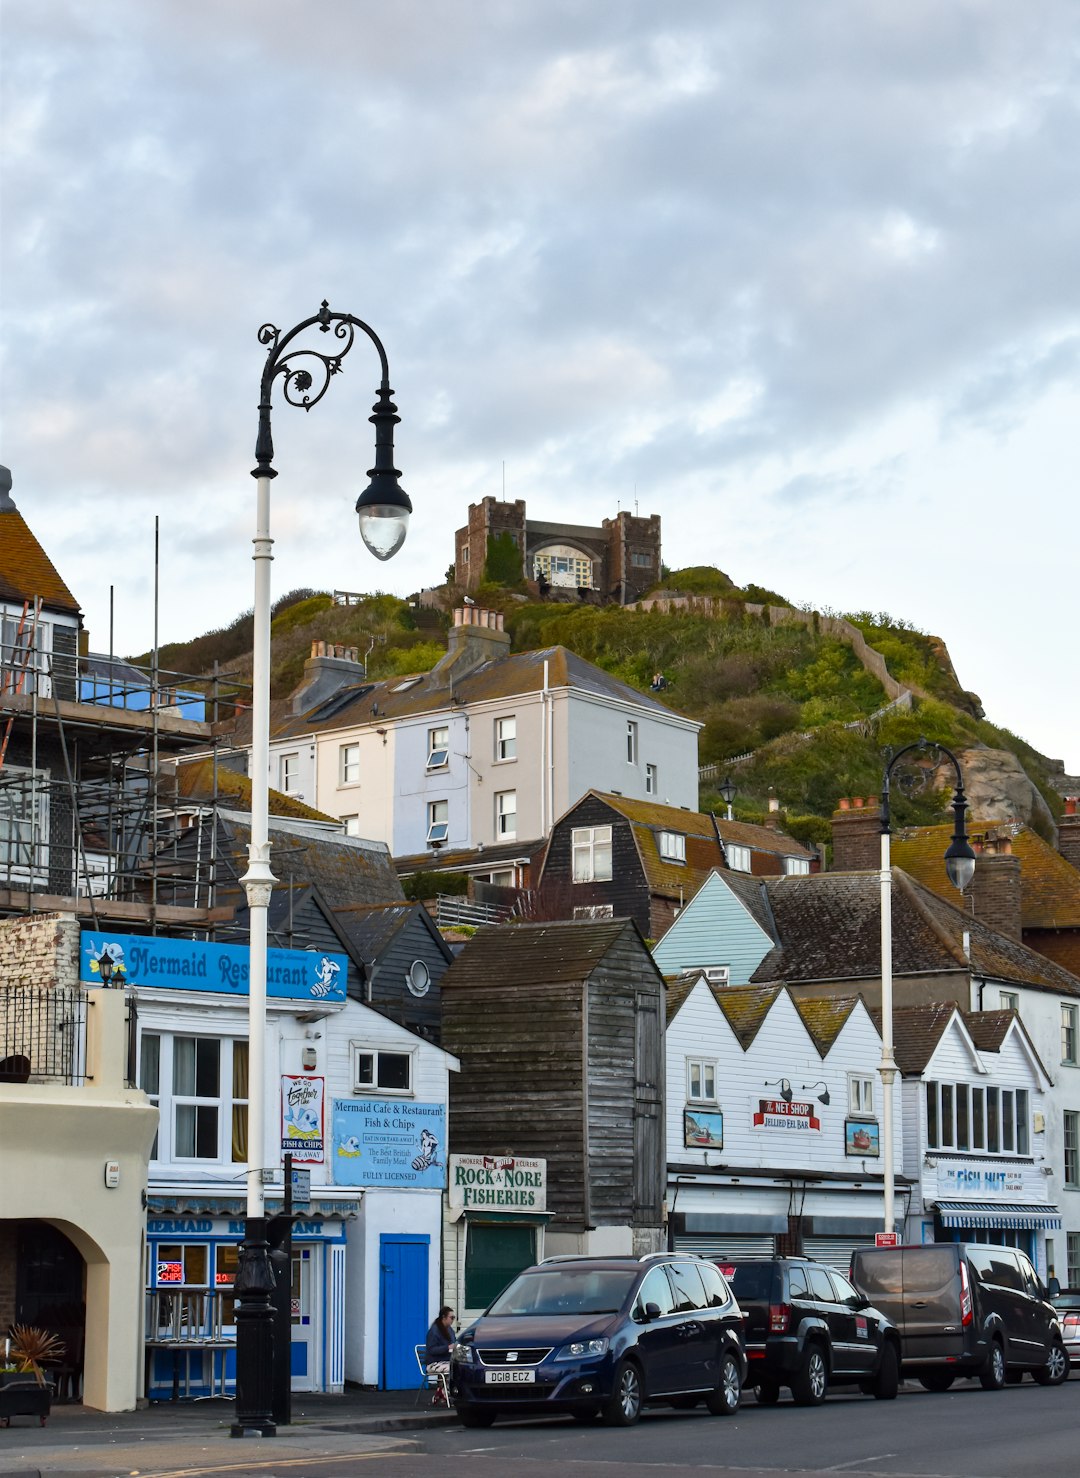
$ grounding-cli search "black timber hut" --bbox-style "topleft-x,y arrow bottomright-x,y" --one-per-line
440,918 -> 665,1250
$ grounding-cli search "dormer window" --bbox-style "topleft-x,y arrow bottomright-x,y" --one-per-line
658,830 -> 686,863
725,843 -> 751,872
427,726 -> 449,770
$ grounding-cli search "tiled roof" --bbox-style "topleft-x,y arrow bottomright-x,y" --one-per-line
583,791 -> 812,904
440,918 -> 655,990
710,983 -> 784,1048
0,507 -> 81,615
171,755 -> 334,822
872,1001 -> 961,1074
393,838 -> 544,876
891,821 -> 1080,931
332,900 -> 452,964
963,1008 -> 1015,1052
664,974 -> 700,1021
751,868 -> 1080,997
792,994 -> 860,1054
212,811 -> 405,908
236,645 -> 697,742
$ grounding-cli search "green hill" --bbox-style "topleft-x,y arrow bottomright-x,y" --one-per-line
138,573 -> 1062,841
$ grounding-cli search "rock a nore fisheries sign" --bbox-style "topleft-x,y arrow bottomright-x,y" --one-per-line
80,931 -> 347,1003
448,1154 -> 547,1211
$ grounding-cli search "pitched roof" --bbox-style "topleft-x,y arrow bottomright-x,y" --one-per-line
874,1001 -> 962,1074
332,900 -> 452,964
792,994 -> 860,1054
665,975 -> 865,1056
710,983 -> 785,1047
0,504 -> 82,616
171,755 -> 334,822
751,868 -> 1080,997
210,810 -> 405,908
439,917 -> 658,991
891,821 -> 1080,931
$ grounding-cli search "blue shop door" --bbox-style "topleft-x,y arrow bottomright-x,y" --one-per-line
379,1234 -> 429,1390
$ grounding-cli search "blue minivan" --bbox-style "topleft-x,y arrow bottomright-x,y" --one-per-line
451,1253 -> 747,1427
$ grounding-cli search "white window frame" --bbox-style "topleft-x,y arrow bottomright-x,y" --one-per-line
702,965 -> 730,986
427,726 -> 450,770
427,799 -> 449,846
1068,1230 -> 1080,1287
1063,1004 -> 1078,1066
686,1057 -> 717,1104
725,843 -> 752,872
495,789 -> 517,840
495,716 -> 517,762
140,1029 -> 248,1168
848,1073 -> 875,1117
626,721 -> 638,765
0,763 -> 49,880
783,856 -> 811,876
926,1080 -> 1030,1156
1000,991 -> 1020,1013
571,824 -> 612,883
279,752 -> 300,794
351,1044 -> 415,1096
645,763 -> 657,795
340,742 -> 361,786
342,815 -> 361,837
657,830 -> 686,863
1066,1112 -> 1080,1188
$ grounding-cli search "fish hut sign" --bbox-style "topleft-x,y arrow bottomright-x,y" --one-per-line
449,1155 -> 547,1212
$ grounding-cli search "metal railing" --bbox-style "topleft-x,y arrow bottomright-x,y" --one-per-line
434,894 -> 515,928
0,984 -> 88,1085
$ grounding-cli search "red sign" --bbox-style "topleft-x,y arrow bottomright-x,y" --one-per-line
753,1099 -> 821,1131
875,1232 -> 899,1247
157,1261 -> 183,1283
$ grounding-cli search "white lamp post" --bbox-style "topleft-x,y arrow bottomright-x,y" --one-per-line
879,740 -> 975,1237
232,303 -> 410,1438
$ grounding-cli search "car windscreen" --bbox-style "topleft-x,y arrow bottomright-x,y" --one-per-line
487,1268 -> 638,1317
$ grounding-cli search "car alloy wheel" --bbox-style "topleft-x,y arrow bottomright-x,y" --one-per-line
1032,1340 -> 1069,1386
706,1351 -> 741,1416
793,1345 -> 828,1406
602,1360 -> 643,1427
979,1341 -> 1006,1391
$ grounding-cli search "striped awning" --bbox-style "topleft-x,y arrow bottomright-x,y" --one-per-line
935,1200 -> 1061,1231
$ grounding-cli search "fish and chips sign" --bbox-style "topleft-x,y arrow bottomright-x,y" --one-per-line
753,1097 -> 821,1132
449,1154 -> 547,1212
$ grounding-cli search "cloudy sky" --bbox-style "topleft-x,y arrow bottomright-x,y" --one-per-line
3,1 -> 1079,767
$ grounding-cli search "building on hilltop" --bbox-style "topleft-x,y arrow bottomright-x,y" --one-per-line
453,496 -> 661,605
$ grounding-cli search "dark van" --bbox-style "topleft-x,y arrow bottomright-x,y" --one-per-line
850,1243 -> 1068,1390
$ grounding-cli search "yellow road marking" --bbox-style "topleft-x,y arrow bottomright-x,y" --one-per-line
147,1450 -> 411,1477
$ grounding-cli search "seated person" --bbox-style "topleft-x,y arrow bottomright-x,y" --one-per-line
424,1305 -> 456,1396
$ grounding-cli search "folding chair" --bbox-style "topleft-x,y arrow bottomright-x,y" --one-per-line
414,1344 -> 451,1407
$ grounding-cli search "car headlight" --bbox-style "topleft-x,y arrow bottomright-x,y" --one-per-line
452,1344 -> 477,1365
554,1338 -> 608,1361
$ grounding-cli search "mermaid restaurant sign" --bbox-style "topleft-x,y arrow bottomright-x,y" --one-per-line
80,930 -> 346,1003
449,1154 -> 547,1212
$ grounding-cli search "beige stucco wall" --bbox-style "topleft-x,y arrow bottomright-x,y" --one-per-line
0,983 -> 158,1412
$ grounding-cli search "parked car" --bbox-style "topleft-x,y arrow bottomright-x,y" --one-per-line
1049,1289 -> 1080,1368
451,1253 -> 747,1427
850,1243 -> 1068,1390
725,1257 -> 900,1405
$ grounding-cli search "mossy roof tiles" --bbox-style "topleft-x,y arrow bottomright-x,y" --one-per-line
172,755 -> 333,822
891,821 -> 1080,931
439,917 -> 656,990
0,508 -> 82,615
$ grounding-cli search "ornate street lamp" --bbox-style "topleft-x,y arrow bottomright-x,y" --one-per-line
718,776 -> 736,821
233,303 -> 409,1438
878,740 -> 975,1238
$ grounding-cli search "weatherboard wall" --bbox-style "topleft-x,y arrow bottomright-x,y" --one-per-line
652,871 -> 774,984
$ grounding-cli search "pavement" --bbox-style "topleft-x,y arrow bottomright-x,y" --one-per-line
0,1386 -> 457,1477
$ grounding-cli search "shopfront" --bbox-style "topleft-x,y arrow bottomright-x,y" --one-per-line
444,1154 -> 553,1318
144,1199 -> 356,1400
918,1163 -> 1061,1268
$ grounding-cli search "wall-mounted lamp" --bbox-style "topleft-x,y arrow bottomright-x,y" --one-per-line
764,1078 -> 793,1103
801,1080 -> 831,1106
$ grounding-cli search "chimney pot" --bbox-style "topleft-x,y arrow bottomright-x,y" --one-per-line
838,797 -> 851,811
853,796 -> 864,809
1066,798 -> 1078,816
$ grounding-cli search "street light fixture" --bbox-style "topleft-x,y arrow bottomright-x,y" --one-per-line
718,776 -> 736,821
233,303 -> 408,1439
878,739 -> 974,1238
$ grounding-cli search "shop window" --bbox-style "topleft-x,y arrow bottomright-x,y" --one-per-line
427,727 -> 449,770
340,743 -> 360,785
464,1222 -> 536,1311
495,716 -> 516,762
571,825 -> 612,883
352,1046 -> 413,1094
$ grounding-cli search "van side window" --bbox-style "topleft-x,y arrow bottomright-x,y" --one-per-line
967,1247 -> 995,1285
667,1262 -> 709,1313
987,1251 -> 1023,1291
637,1266 -> 676,1318
1018,1255 -> 1041,1297
788,1266 -> 810,1298
698,1263 -> 731,1309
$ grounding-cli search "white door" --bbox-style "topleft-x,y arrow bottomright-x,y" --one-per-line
291,1244 -> 319,1391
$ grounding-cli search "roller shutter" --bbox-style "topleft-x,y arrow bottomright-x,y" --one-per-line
802,1236 -> 876,1273
674,1233 -> 776,1262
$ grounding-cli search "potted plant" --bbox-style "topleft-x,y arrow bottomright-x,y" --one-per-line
0,1327 -> 63,1427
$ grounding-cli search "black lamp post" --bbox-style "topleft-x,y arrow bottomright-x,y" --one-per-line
718,776 -> 736,821
233,303 -> 409,1438
878,739 -> 975,1237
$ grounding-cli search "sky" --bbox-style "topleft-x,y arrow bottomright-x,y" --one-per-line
2,1 -> 1079,768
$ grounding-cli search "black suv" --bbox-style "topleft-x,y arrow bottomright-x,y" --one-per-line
727,1258 -> 900,1405
452,1253 -> 747,1427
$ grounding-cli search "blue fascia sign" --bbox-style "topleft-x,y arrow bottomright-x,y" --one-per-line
80,930 -> 347,1004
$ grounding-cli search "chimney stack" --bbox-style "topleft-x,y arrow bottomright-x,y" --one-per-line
830,797 -> 881,872
290,639 -> 367,714
968,835 -> 1023,941
1060,798 -> 1080,872
434,607 -> 511,680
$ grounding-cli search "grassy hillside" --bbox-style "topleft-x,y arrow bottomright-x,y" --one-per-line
140,571 -> 1061,832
